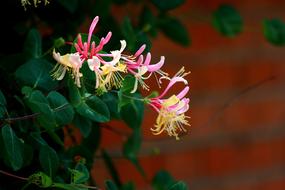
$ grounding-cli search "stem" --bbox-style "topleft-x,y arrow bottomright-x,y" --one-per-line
1,103 -> 69,124
0,170 -> 28,181
110,90 -> 145,102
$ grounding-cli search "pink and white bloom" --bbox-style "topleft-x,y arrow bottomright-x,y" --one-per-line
148,70 -> 190,140
52,50 -> 83,87
74,16 -> 112,61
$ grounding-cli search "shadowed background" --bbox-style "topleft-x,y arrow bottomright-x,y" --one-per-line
91,0 -> 285,189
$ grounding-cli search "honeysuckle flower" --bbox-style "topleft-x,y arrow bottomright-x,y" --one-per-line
89,40 -> 127,92
52,50 -> 83,87
147,69 -> 190,140
74,16 -> 112,61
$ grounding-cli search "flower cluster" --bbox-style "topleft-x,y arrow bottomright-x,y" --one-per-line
52,16 -> 190,140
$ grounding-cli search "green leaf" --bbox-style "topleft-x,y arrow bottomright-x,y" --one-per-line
70,163 -> 89,184
151,0 -> 185,11
0,89 -> 7,118
118,75 -> 136,110
29,172 -> 53,188
68,77 -> 82,107
76,95 -> 110,123
102,150 -> 122,187
121,182 -> 135,190
0,89 -> 6,106
152,170 -> 176,190
158,16 -> 190,46
57,0 -> 78,13
101,92 -> 120,119
168,181 -> 188,190
140,6 -> 158,38
123,128 -> 145,176
47,91 -> 74,125
105,180 -> 118,190
39,145 -> 59,178
1,125 -> 23,170
119,81 -> 144,129
30,132 -> 48,146
24,29 -> 42,58
15,58 -> 58,91
121,17 -> 136,52
263,19 -> 285,46
212,4 -> 243,37
73,114 -> 92,138
27,90 -> 57,130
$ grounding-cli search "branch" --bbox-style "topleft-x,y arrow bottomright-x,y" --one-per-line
0,170 -> 28,181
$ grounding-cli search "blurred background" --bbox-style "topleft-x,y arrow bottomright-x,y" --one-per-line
93,0 -> 285,189
1,0 -> 285,189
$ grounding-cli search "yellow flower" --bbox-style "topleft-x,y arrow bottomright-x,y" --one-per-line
21,0 -> 49,10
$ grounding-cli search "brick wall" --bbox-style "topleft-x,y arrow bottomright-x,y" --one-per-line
92,0 -> 285,189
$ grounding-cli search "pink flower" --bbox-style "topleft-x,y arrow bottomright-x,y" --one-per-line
74,16 -> 112,61
147,70 -> 190,140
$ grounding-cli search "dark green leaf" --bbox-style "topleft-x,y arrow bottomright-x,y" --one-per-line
31,132 -> 48,146
1,125 -> 23,170
151,0 -> 185,11
68,77 -> 82,107
0,89 -> 6,106
47,91 -> 74,125
152,170 -> 176,190
39,145 -> 59,178
15,58 -> 58,91
158,16 -> 190,46
168,181 -> 188,190
121,17 -> 136,52
102,150 -> 122,187
123,128 -> 145,176
140,6 -> 158,38
212,4 -> 243,37
27,90 -> 57,130
76,95 -> 110,123
263,19 -> 285,46
70,163 -> 89,184
0,89 -> 7,118
57,0 -> 78,13
118,75 -> 136,110
105,180 -> 118,190
121,182 -> 135,190
24,29 -> 42,58
101,92 -> 120,119
73,114 -> 92,138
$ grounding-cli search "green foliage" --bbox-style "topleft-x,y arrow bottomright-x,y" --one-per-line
1,125 -> 24,170
212,4 -> 243,37
105,180 -> 119,190
57,0 -> 79,13
168,181 -> 188,190
263,19 -> 285,46
152,170 -> 176,190
0,90 -> 7,118
151,0 -> 185,11
70,163 -> 90,184
158,15 -> 190,46
24,29 -> 42,59
15,59 -> 58,91
39,145 -> 59,178
102,150 -> 122,187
